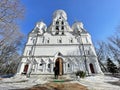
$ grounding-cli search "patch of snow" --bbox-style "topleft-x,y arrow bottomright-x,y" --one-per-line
0,74 -> 120,90
76,75 -> 120,90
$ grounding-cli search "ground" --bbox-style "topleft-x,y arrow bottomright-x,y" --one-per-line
0,74 -> 120,90
25,82 -> 88,90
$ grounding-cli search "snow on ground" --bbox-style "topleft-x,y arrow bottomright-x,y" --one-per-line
0,74 -> 120,90
0,75 -> 48,90
75,75 -> 120,90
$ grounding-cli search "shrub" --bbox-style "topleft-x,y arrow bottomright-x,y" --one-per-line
75,71 -> 86,78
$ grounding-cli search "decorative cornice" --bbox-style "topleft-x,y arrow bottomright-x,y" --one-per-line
25,43 -> 92,46
22,55 -> 96,58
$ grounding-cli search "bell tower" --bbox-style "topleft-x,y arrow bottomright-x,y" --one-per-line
50,10 -> 68,35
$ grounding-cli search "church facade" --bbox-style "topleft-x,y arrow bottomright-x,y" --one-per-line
17,10 -> 102,75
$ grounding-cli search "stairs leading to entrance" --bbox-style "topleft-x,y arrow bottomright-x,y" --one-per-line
29,74 -> 74,83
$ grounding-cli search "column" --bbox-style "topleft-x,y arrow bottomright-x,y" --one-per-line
34,64 -> 37,73
51,63 -> 53,73
95,61 -> 103,74
27,63 -> 32,74
17,62 -> 25,74
87,62 -> 91,75
63,63 -> 66,74
73,64 -> 74,72
43,64 -> 46,73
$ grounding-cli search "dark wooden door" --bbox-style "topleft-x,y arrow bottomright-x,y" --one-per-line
89,63 -> 95,73
23,64 -> 29,74
55,58 -> 63,75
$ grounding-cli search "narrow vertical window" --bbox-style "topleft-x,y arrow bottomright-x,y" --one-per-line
62,31 -> 64,35
56,21 -> 59,24
48,64 -> 51,68
33,39 -> 36,44
47,38 -> 50,43
70,38 -> 73,43
56,26 -> 59,35
29,50 -> 31,55
61,26 -> 64,30
88,50 -> 90,55
71,39 -> 73,43
59,39 -> 62,43
68,64 -> 70,67
56,26 -> 59,30
61,21 -> 64,25
58,38 -> 62,43
47,40 -> 49,43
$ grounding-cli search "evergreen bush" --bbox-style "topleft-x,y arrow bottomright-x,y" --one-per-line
75,70 -> 86,78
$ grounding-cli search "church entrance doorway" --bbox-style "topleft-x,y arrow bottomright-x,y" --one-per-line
23,64 -> 29,74
55,58 -> 63,75
89,63 -> 95,73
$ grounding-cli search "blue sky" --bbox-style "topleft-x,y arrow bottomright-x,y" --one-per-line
20,0 -> 120,42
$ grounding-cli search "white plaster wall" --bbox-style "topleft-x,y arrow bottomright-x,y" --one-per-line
34,45 -> 80,56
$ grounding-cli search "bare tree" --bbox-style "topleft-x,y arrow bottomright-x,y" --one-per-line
108,34 -> 120,66
0,0 -> 25,74
95,41 -> 108,72
0,0 -> 24,44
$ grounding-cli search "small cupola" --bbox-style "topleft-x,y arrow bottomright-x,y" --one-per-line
72,22 -> 84,34
33,21 -> 47,35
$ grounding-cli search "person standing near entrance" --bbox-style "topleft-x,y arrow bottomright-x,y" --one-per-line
53,66 -> 59,79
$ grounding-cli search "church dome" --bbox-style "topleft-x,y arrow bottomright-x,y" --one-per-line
36,21 -> 47,29
34,21 -> 47,35
72,22 -> 84,34
72,22 -> 84,29
53,9 -> 67,20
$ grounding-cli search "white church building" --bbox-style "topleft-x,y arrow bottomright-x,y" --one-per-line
17,10 -> 102,75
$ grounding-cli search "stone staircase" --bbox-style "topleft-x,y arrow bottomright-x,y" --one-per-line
29,74 -> 74,83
